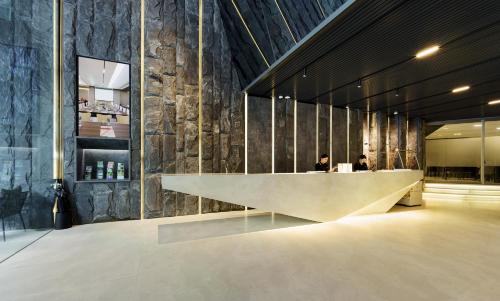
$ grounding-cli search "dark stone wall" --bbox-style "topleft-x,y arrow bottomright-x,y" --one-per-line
143,0 -> 245,218
217,0 -> 347,87
63,0 -> 141,224
364,112 -> 424,170
318,104 -> 330,159
247,97 -> 272,173
274,99 -> 294,173
296,102 -> 316,172
378,112 -> 389,169
331,107 -> 347,166
407,118 -> 424,169
0,0 -> 55,229
349,109 -> 364,164
388,115 -> 407,169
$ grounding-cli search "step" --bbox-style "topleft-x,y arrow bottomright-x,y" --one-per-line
423,188 -> 500,196
424,183 -> 500,191
422,192 -> 500,202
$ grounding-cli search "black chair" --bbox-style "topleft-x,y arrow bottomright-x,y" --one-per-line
0,186 -> 28,242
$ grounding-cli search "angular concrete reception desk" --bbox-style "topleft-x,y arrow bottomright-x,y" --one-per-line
161,170 -> 423,222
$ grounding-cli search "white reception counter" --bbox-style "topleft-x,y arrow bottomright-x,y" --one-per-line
161,170 -> 423,222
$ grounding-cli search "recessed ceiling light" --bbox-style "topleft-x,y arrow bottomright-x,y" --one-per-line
416,45 -> 440,59
284,96 -> 291,100
453,133 -> 462,136
497,127 -> 500,130
394,111 -> 398,115
278,95 -> 283,99
302,67 -> 307,78
356,79 -> 362,88
452,85 -> 470,93
488,99 -> 500,105
474,124 -> 482,127
395,89 -> 400,97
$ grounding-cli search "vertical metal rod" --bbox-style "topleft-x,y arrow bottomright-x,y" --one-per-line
244,92 -> 248,175
386,115 -> 390,169
244,92 -> 248,211
53,0 -> 64,180
198,0 -> 203,215
329,104 -> 332,170
140,0 -> 145,219
315,103 -> 319,162
293,99 -> 297,173
271,96 -> 275,174
481,119 -> 486,184
346,107 -> 350,162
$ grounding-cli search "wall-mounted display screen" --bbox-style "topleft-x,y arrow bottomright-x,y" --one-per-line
94,88 -> 114,102
78,56 -> 130,138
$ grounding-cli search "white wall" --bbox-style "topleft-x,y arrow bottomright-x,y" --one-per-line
119,90 -> 129,106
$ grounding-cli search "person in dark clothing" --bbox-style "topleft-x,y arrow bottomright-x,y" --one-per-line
353,154 -> 368,171
315,154 -> 331,172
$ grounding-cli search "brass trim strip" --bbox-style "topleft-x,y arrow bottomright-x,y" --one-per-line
271,96 -> 275,174
273,0 -> 297,44
329,104 -> 332,170
231,0 -> 270,67
315,103 -> 319,162
316,0 -> 326,19
244,92 -> 248,174
53,0 -> 64,180
293,99 -> 297,173
198,0 -> 203,214
346,107 -> 350,162
140,0 -> 145,220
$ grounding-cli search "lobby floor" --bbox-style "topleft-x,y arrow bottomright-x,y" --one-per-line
1,201 -> 500,301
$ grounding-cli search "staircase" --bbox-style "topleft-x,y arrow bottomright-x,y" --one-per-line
423,183 -> 500,202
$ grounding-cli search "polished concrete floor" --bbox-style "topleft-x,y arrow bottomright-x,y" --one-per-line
0,229 -> 51,263
1,201 -> 500,301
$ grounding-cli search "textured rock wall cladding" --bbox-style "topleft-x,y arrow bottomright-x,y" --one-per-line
144,0 -> 245,218
318,104 -> 330,159
274,99 -> 294,173
349,109 -> 364,164
247,97 -> 272,173
296,102 -> 316,172
363,112 -> 423,170
0,0 -> 55,229
217,0 -> 348,87
407,118 -> 424,169
388,115 -> 407,169
331,107 -> 347,166
63,0 -> 141,224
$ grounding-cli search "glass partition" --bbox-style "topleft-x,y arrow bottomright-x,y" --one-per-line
0,0 -> 54,260
425,122 -> 482,183
484,120 -> 500,184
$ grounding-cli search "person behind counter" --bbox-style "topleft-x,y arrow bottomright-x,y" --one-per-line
315,154 -> 331,172
353,154 -> 368,171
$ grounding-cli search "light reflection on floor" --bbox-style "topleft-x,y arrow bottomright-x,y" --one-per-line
158,212 -> 316,244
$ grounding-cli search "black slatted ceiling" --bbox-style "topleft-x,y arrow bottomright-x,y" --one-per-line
246,0 -> 500,122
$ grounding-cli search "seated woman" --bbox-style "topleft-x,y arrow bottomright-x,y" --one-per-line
315,154 -> 336,172
353,154 -> 369,171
